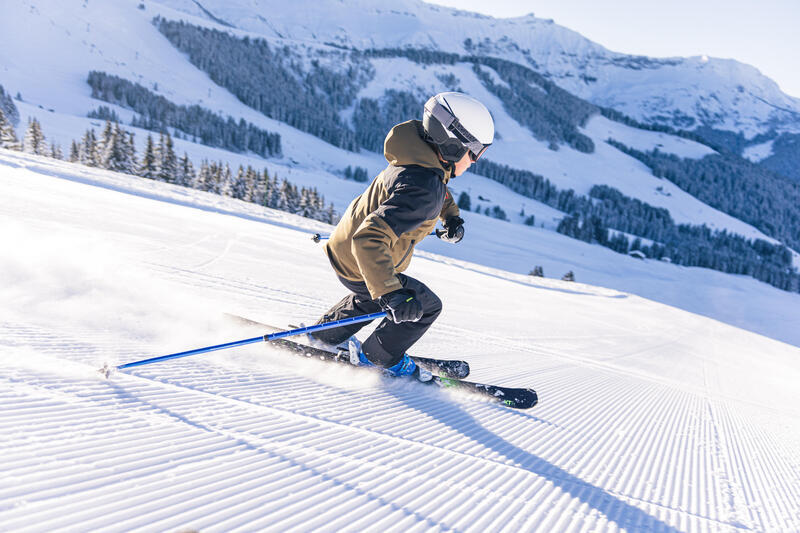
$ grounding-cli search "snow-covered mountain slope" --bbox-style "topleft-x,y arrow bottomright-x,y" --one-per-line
151,0 -> 800,137
2,151 -> 800,532
0,0 -> 779,243
2,0 -> 799,340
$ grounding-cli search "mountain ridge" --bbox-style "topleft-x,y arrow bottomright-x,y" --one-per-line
152,0 -> 800,139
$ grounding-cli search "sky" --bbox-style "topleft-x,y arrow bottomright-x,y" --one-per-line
424,0 -> 800,98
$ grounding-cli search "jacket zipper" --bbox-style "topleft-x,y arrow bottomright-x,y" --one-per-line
394,240 -> 415,269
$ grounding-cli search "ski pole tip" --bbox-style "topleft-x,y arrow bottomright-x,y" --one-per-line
311,233 -> 321,243
98,363 -> 114,379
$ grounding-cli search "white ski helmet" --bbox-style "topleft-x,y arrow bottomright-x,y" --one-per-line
422,92 -> 494,163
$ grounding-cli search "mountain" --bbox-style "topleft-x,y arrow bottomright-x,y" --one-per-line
155,0 -> 800,138
152,0 -> 800,181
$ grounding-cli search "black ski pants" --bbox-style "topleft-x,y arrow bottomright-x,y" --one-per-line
312,274 -> 442,367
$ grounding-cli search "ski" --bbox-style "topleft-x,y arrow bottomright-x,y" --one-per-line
424,374 -> 538,410
224,314 -> 537,409
225,313 -> 470,379
266,334 -> 535,409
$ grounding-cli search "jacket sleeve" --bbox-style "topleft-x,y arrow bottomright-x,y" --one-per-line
439,187 -> 460,222
351,173 -> 439,299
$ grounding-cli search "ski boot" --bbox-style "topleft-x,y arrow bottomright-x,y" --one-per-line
347,336 -> 430,380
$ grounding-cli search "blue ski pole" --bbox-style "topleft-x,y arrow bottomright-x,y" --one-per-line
102,312 -> 387,377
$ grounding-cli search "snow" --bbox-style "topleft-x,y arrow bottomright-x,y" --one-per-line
742,139 -> 774,162
1,0 -> 789,254
2,149 -> 800,532
583,115 -> 717,159
147,0 -> 800,136
353,59 -> 782,245
1,0 -> 797,326
2,2 -> 800,529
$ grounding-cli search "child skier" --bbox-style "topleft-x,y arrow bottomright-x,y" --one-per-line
310,92 -> 495,377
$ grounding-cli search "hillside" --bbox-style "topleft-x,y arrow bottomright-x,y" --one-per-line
150,0 -> 800,135
2,150 -> 800,532
1,0 -> 799,334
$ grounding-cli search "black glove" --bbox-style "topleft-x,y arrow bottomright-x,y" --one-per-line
436,215 -> 465,243
378,288 -> 423,323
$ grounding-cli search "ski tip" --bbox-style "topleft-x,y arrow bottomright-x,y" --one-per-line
518,389 -> 539,409
500,389 -> 538,410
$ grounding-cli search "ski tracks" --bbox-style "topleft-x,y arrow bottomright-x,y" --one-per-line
2,322 -> 800,532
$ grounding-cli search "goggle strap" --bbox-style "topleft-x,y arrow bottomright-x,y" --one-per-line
428,101 -> 456,131
427,100 -> 489,160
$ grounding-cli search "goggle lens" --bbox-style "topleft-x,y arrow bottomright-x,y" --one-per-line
469,145 -> 488,162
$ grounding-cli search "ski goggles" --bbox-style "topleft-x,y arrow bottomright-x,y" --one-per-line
426,100 -> 491,162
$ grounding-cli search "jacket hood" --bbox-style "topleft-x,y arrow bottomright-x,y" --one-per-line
384,120 -> 451,182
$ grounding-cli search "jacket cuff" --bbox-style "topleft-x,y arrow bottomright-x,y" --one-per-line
370,276 -> 403,300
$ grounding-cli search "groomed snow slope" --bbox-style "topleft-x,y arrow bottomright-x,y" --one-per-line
2,152 -> 800,532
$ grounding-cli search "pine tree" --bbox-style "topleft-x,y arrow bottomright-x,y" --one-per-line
230,165 -> 248,199
0,109 -> 21,150
219,164 -> 232,196
288,182 -> 301,213
280,180 -> 296,212
244,166 -> 258,202
98,120 -> 114,156
80,129 -> 99,166
122,130 -> 137,174
298,188 -> 313,218
98,124 -> 118,170
205,161 -> 224,194
529,266 -> 544,277
325,203 -> 337,224
195,160 -> 210,191
49,143 -> 63,160
99,123 -> 130,172
23,118 -> 46,155
251,168 -> 268,205
139,134 -> 158,179
69,140 -> 80,162
176,152 -> 195,187
265,176 -> 280,208
457,191 -> 471,211
0,86 -> 20,127
157,132 -> 177,183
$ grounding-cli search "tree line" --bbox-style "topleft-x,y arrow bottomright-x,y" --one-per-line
153,17 -> 601,156
154,17 -> 368,152
470,157 -> 799,292
0,111 -> 336,224
599,102 -> 800,184
0,84 -> 19,127
86,71 -> 282,158
606,139 -> 800,254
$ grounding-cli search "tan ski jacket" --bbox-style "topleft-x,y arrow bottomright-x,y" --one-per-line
324,120 -> 460,299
